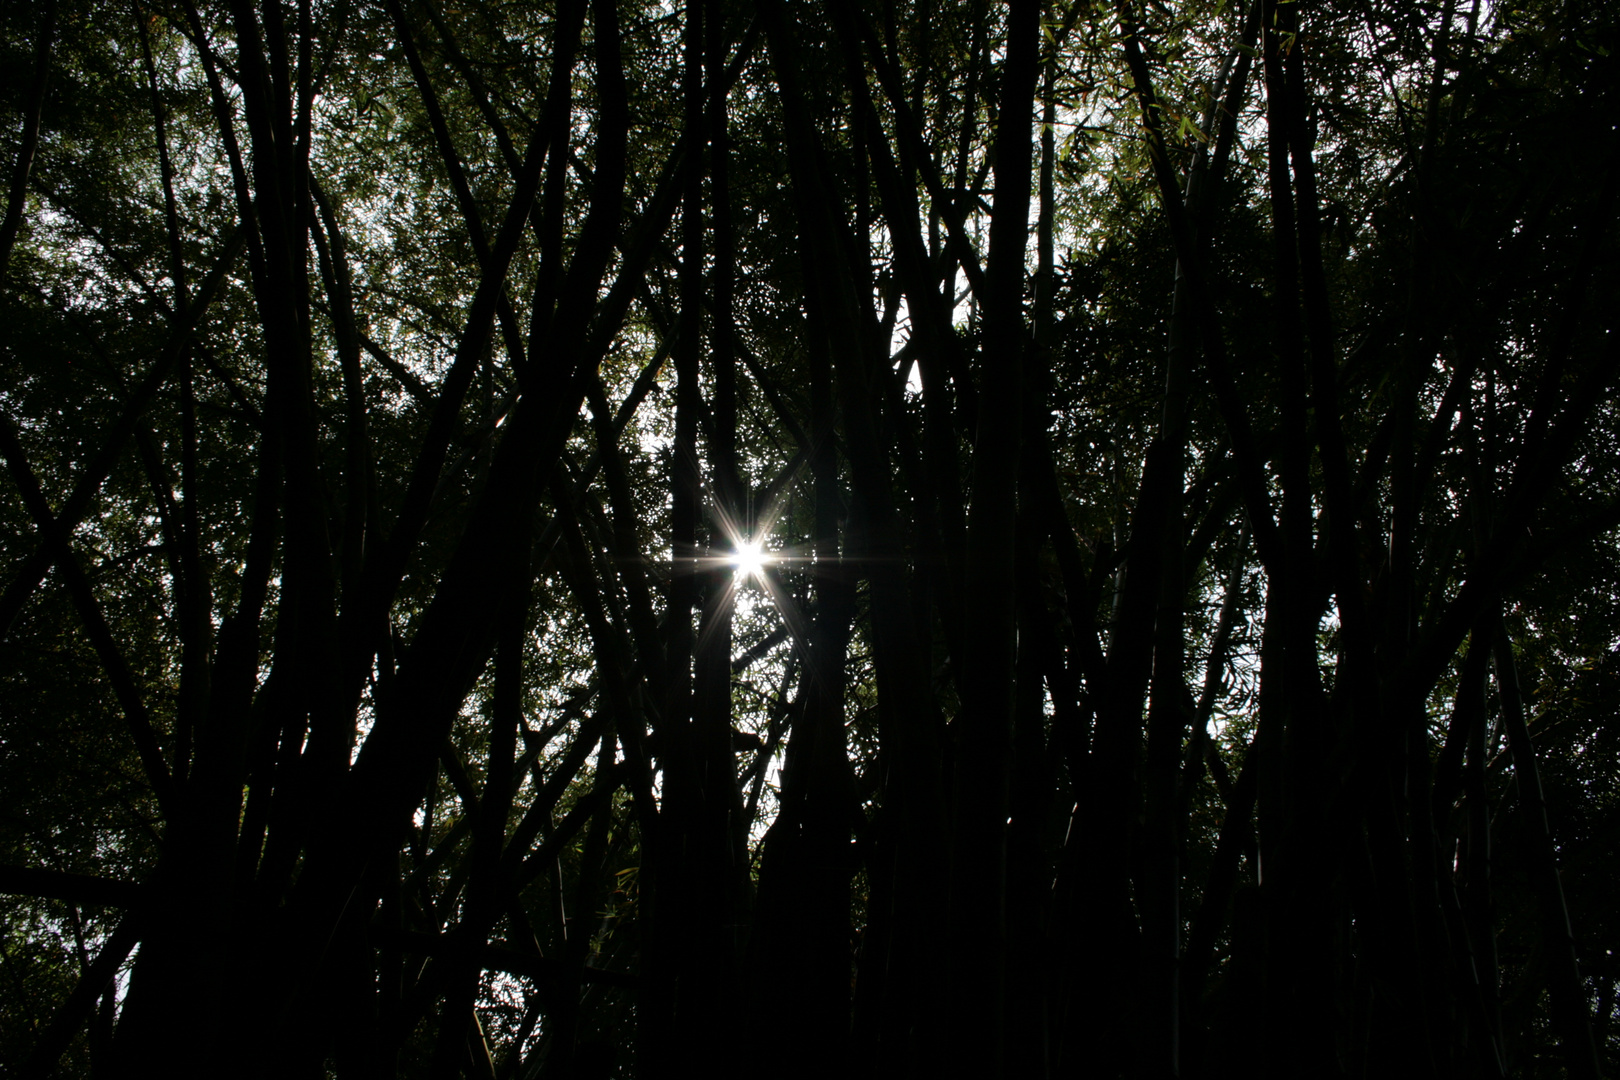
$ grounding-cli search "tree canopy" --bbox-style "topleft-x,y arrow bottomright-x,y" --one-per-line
2,0 -> 1618,1076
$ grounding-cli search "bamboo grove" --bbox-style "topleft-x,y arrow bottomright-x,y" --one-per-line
2,0 -> 1618,1075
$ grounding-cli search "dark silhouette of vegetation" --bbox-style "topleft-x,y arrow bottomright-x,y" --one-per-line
1,0 -> 1618,1076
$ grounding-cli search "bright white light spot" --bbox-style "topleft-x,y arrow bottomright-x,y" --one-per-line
731,540 -> 768,580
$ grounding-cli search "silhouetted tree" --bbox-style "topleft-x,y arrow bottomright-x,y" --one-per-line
2,0 -> 1617,1077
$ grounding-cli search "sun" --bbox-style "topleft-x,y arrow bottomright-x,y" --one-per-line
730,539 -> 768,580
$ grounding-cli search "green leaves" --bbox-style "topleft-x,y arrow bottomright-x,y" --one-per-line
1,0 -> 1618,1074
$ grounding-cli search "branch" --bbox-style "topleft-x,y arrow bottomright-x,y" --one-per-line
1493,622 -> 1601,1080
0,415 -> 180,816
0,1 -> 56,285
0,866 -> 144,908
15,911 -> 143,1080
0,229 -> 247,640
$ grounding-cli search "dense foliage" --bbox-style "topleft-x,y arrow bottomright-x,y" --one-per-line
2,0 -> 1617,1076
